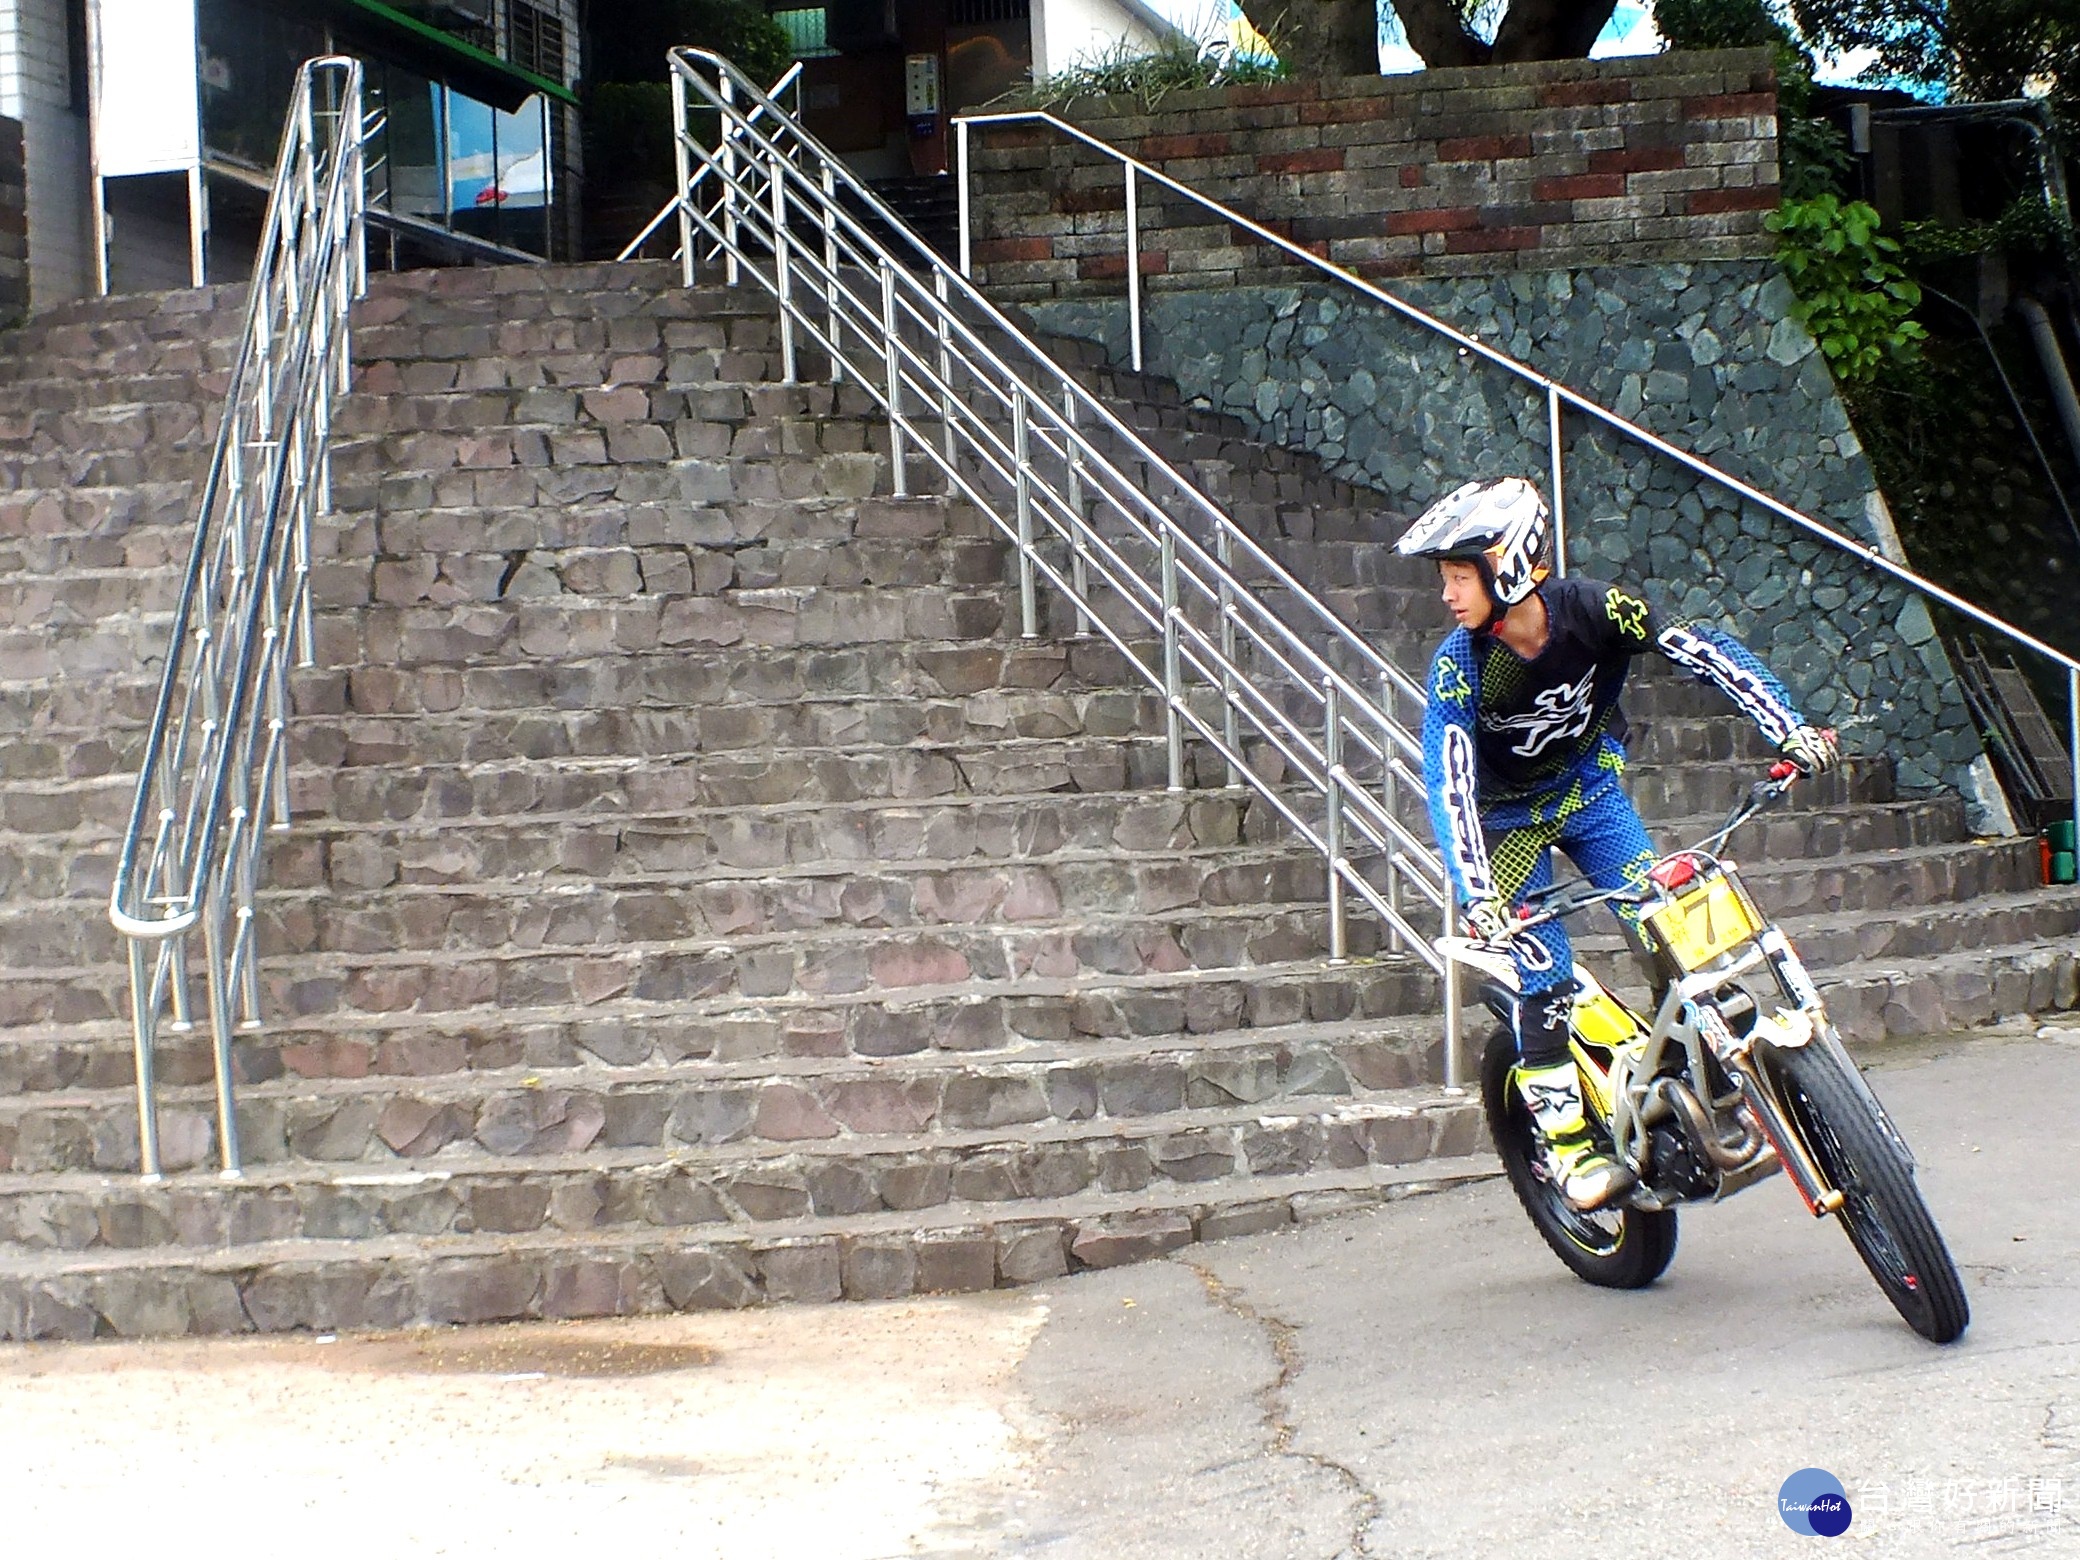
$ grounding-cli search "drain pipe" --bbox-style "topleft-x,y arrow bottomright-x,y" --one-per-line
2016,296 -> 2080,503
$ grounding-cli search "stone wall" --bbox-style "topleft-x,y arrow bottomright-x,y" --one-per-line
967,49 -> 1780,300
0,115 -> 23,326
1020,263 -> 1986,797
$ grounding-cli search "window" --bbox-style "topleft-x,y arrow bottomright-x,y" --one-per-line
507,1 -> 566,82
771,8 -> 837,59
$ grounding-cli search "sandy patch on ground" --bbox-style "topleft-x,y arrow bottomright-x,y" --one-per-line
0,1291 -> 1048,1558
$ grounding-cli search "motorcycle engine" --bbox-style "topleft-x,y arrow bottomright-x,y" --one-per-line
1645,1123 -> 1718,1201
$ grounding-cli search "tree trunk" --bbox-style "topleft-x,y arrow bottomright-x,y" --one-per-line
1490,0 -> 1622,62
1385,0 -> 1489,67
1387,0 -> 1623,66
1240,0 -> 1383,78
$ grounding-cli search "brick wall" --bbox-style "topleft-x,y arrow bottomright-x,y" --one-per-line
0,115 -> 23,325
967,48 -> 1780,300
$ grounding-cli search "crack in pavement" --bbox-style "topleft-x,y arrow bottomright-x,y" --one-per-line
1180,1255 -> 1384,1560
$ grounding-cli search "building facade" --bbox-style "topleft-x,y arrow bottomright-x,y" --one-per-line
0,0 -> 581,310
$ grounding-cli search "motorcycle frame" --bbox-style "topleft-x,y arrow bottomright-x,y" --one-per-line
1440,846 -> 1914,1220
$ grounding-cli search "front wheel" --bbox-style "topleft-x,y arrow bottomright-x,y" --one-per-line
1764,1042 -> 1969,1344
1479,1024 -> 1677,1289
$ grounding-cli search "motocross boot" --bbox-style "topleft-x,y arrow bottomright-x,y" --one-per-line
1514,1059 -> 1636,1212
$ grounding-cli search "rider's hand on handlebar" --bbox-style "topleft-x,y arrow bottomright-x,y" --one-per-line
1778,725 -> 1839,777
1464,897 -> 1516,944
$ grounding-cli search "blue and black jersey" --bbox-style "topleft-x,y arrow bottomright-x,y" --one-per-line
1420,576 -> 1805,907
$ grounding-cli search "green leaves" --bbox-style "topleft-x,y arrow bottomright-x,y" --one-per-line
1767,195 -> 1927,386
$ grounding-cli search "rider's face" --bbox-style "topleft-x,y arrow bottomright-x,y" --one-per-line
1439,559 -> 1492,631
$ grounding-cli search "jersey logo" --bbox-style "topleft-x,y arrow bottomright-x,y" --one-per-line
1656,624 -> 1797,744
1433,655 -> 1472,706
1440,724 -> 1494,900
1604,587 -> 1650,640
1483,666 -> 1597,758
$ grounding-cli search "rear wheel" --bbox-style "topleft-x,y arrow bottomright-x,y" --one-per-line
1479,1024 -> 1677,1289
1765,1042 -> 1969,1344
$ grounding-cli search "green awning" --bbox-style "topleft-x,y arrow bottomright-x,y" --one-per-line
326,0 -> 578,108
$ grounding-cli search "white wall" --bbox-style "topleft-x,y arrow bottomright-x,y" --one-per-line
1032,0 -> 1170,80
0,0 -> 93,307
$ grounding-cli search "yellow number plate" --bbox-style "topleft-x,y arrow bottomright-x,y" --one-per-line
1647,874 -> 1760,971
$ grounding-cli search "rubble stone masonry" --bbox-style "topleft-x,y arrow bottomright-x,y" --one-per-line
966,48 -> 1780,299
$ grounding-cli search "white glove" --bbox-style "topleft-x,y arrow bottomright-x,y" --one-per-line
1464,898 -> 1514,944
1780,725 -> 1840,775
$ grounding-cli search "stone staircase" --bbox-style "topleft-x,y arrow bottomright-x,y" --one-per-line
0,259 -> 2074,1340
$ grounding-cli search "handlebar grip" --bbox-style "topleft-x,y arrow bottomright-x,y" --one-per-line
1769,759 -> 1799,781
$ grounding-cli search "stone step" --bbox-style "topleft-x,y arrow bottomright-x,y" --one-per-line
0,950 -> 1442,1091
0,896 -> 1407,1028
0,1145 -> 1499,1339
1820,939 -> 2080,1040
0,398 -> 217,464
0,479 -> 195,553
0,1014 -> 1451,1173
0,1050 -> 1472,1253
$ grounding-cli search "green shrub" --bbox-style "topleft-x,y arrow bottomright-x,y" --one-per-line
989,35 -> 1286,113
1767,194 -> 1928,386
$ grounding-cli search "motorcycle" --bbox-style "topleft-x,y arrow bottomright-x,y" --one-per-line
1437,757 -> 1971,1344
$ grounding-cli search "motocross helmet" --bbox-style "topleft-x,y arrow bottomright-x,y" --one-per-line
1394,477 -> 1552,619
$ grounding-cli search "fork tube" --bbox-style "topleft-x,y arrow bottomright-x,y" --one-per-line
127,939 -> 163,1180
1013,394 -> 1038,638
1216,526 -> 1241,786
1547,384 -> 1568,577
1124,166 -> 1144,373
1325,679 -> 1347,962
1162,528 -> 1183,790
880,261 -> 906,496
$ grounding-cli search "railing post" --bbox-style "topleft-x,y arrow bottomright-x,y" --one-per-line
935,269 -> 956,469
1013,393 -> 1038,638
1324,678 -> 1347,962
1380,672 -> 1403,954
671,66 -> 696,289
821,164 -> 842,383
127,940 -> 162,1180
1161,527 -> 1184,791
1065,388 -> 1093,637
1216,525 -> 1241,786
201,879 -> 244,1177
881,260 -> 906,496
1442,890 -> 1463,1091
1124,164 -> 1144,373
719,70 -> 741,287
1547,383 -> 1567,577
770,149 -> 796,383
956,117 -> 973,278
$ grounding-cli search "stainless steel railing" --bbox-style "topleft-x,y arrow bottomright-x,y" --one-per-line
618,62 -> 804,262
952,109 -> 2080,853
663,49 -> 1473,1073
107,57 -> 369,1179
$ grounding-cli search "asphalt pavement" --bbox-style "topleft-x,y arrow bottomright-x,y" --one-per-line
1,1027 -> 2074,1559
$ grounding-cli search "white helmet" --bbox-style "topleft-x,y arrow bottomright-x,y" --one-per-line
1394,477 -> 1552,609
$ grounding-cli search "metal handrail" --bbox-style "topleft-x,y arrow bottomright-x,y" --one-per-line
617,62 -> 804,262
107,57 -> 369,1179
663,49 -> 1471,1072
951,109 -> 2080,849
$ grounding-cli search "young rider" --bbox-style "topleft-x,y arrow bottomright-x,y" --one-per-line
1398,477 -> 1839,1211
